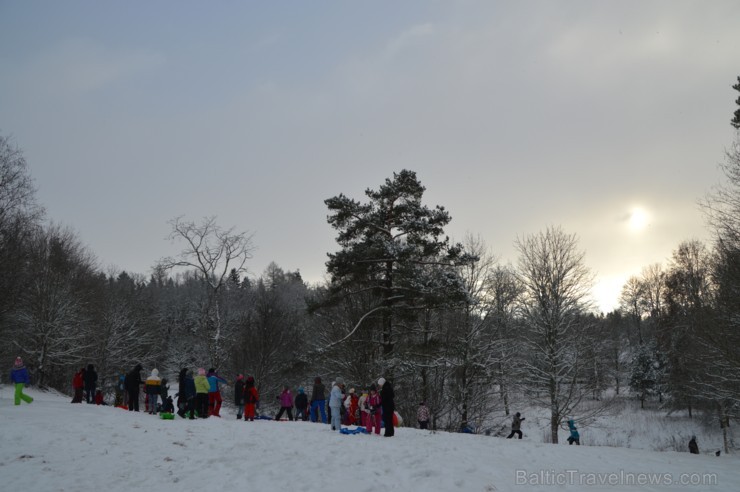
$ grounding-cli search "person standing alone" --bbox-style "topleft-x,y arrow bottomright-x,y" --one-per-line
506,412 -> 524,439
10,357 -> 33,406
84,364 -> 97,404
378,377 -> 395,437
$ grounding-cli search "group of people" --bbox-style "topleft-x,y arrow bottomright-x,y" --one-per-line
118,365 -> 221,418
303,376 -> 397,436
71,364 -> 101,404
505,412 -> 581,445
59,362 -> 408,437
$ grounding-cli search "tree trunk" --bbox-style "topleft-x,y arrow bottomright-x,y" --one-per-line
719,401 -> 730,455
550,413 -> 559,444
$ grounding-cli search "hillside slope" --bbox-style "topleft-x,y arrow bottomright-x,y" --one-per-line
1,386 -> 737,492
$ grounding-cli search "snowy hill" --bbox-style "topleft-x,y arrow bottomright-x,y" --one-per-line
1,386 -> 738,492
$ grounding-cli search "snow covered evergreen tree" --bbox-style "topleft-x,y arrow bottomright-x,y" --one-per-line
321,170 -> 473,370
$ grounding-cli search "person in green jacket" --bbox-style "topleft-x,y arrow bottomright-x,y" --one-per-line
194,368 -> 210,418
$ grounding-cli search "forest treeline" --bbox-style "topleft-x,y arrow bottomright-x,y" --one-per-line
1,85 -> 739,447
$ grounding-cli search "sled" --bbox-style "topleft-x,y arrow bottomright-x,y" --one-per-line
340,426 -> 369,435
160,412 -> 175,420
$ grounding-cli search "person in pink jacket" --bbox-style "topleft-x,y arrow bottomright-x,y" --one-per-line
274,385 -> 294,421
364,384 -> 382,435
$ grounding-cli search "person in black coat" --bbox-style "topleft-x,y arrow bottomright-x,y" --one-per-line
378,377 -> 395,437
124,364 -> 143,411
506,412 -> 525,439
689,436 -> 699,454
176,368 -> 188,417
84,364 -> 98,404
294,387 -> 309,421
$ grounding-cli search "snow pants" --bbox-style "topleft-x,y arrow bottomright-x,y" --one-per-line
149,394 -> 159,414
14,383 -> 33,405
275,406 -> 293,421
208,391 -> 222,416
366,412 -> 381,435
85,383 -> 96,404
310,399 -> 327,423
244,403 -> 256,421
195,393 -> 209,418
330,405 -> 342,431
128,389 -> 140,411
71,388 -> 83,403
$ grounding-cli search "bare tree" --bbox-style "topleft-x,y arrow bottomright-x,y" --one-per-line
159,216 -> 254,367
619,275 -> 646,345
641,263 -> 666,319
0,134 -> 44,327
488,263 -> 524,416
515,226 -> 595,443
446,234 -> 501,431
11,225 -> 98,388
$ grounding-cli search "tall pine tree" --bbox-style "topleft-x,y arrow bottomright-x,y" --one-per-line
323,170 -> 472,361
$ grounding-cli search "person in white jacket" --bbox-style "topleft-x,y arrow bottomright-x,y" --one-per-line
329,378 -> 345,432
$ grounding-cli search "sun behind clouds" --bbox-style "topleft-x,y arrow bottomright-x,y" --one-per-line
627,206 -> 649,232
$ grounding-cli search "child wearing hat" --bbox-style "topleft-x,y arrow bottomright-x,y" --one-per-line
10,357 -> 33,405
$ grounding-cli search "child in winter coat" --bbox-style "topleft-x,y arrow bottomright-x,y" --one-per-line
344,388 -> 360,425
234,374 -> 246,419
567,419 -> 580,445
177,369 -> 196,419
364,384 -> 382,435
71,368 -> 85,403
294,387 -> 309,421
358,390 -> 369,427
10,357 -> 33,405
161,395 -> 175,413
275,385 -> 294,421
160,377 -> 170,404
94,389 -> 106,405
243,376 -> 259,421
206,368 -> 228,417
506,412 -> 524,439
417,402 -> 431,429
145,369 -> 162,414
194,368 -> 211,418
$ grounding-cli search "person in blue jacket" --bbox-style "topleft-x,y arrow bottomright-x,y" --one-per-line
10,357 -> 33,405
567,419 -> 580,445
206,368 -> 228,417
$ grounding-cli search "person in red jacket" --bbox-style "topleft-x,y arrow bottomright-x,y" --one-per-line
243,376 -> 259,421
94,389 -> 105,405
345,388 -> 360,425
71,368 -> 85,403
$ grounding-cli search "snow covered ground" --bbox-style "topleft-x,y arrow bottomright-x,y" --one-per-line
1,386 -> 738,492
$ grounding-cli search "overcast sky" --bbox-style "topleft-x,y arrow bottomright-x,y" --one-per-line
1,1 -> 739,312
